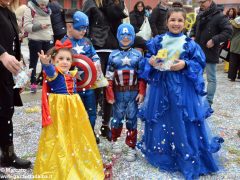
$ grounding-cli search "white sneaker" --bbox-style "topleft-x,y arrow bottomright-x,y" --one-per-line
112,141 -> 122,154
125,147 -> 137,162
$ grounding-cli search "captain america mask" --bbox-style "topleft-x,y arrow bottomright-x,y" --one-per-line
75,26 -> 88,31
73,11 -> 89,31
117,23 -> 135,48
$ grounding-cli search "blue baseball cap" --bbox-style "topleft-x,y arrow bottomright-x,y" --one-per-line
73,11 -> 89,31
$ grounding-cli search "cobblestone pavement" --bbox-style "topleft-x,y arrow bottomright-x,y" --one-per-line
0,43 -> 239,179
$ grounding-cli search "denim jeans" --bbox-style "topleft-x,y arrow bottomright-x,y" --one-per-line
206,63 -> 217,105
78,89 -> 97,128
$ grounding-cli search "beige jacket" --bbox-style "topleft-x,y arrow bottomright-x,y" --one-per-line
24,6 -> 53,41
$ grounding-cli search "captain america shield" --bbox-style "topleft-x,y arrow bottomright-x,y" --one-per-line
72,54 -> 97,89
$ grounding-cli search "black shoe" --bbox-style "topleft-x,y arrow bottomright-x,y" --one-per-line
98,109 -> 103,116
237,130 -> 240,138
0,145 -> 31,169
229,79 -> 235,82
36,71 -> 43,86
100,125 -> 111,141
94,132 -> 100,144
0,171 -> 8,180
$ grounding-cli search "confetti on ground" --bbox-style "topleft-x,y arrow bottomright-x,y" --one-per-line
24,106 -> 41,113
1,66 -> 240,179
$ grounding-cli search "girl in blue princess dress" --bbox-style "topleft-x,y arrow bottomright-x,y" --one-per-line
138,5 -> 224,180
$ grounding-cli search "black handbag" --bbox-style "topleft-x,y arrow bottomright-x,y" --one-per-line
89,24 -> 110,48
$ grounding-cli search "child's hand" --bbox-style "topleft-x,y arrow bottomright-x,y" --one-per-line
38,50 -> 51,65
19,87 -> 25,94
94,61 -> 103,80
170,59 -> 186,71
41,24 -> 50,29
149,56 -> 158,67
107,99 -> 115,104
136,94 -> 144,104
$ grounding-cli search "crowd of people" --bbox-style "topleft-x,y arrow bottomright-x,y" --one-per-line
0,0 -> 239,179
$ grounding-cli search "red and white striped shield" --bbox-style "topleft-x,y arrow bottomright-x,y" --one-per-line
72,54 -> 97,90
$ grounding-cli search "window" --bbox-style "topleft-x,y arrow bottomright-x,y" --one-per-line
72,0 -> 77,8
59,0 -> 64,7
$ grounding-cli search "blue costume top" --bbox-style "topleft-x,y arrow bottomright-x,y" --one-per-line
42,64 -> 77,94
62,36 -> 100,62
105,47 -> 147,103
138,32 -> 223,180
106,48 -> 145,86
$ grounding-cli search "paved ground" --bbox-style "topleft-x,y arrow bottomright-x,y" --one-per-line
0,43 -> 239,179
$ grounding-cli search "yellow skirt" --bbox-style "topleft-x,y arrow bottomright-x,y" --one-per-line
34,94 -> 104,180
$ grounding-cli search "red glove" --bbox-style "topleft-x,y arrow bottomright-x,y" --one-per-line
138,79 -> 146,96
106,80 -> 115,102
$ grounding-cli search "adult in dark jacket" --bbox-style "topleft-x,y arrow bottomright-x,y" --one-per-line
48,0 -> 66,43
0,0 -> 31,170
129,1 -> 145,33
149,0 -> 168,37
129,1 -> 147,53
82,0 -> 127,140
228,17 -> 240,81
190,0 -> 232,105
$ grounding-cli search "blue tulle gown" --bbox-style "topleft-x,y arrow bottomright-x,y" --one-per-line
138,32 -> 224,180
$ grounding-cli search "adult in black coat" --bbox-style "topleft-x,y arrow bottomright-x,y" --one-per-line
129,1 -> 145,33
83,0 -> 126,52
190,0 -> 232,105
0,0 -> 31,169
82,0 -> 127,140
149,0 -> 168,37
48,0 -> 66,43
129,1 -> 147,53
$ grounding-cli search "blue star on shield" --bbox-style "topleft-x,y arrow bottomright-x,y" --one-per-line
76,70 -> 84,81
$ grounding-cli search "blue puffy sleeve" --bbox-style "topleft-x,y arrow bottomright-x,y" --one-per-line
42,64 -> 58,81
42,64 -> 56,77
183,38 -> 206,95
145,36 -> 160,58
137,55 -> 147,80
142,35 -> 163,80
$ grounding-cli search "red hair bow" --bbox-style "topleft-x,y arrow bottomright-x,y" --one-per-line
55,39 -> 72,50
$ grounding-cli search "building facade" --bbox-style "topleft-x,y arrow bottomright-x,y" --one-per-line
19,0 -> 240,12
19,0 -> 83,9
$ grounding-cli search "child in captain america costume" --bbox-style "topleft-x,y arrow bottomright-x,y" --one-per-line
34,39 -> 104,179
105,23 -> 146,162
62,11 -> 102,143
